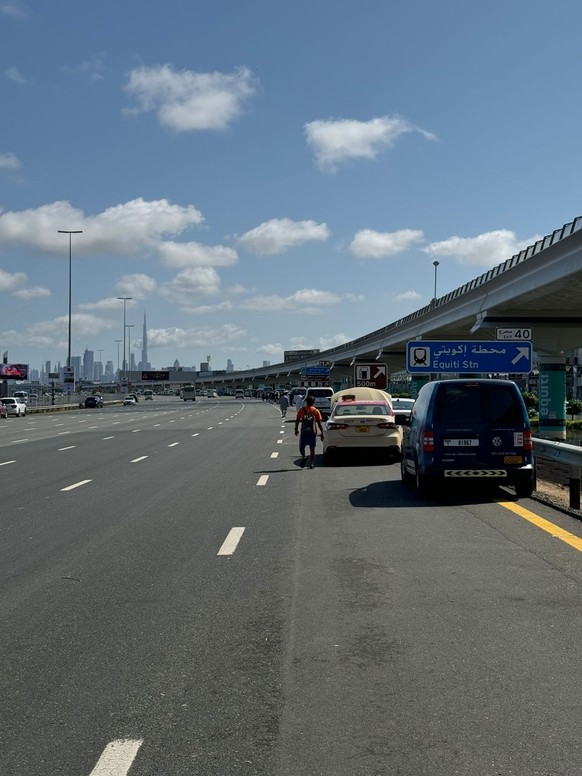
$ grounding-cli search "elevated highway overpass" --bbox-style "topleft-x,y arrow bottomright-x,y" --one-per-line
207,214 -> 582,437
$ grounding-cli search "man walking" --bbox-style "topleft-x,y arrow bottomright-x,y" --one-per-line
279,392 -> 290,418
294,395 -> 324,468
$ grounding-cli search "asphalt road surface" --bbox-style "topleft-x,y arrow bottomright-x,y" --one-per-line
1,396 -> 582,775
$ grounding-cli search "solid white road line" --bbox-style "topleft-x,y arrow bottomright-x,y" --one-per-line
257,475 -> 269,486
58,446 -> 76,451
131,456 -> 148,463
271,452 -> 279,458
217,527 -> 245,556
61,479 -> 92,492
0,460 -> 16,466
89,739 -> 143,776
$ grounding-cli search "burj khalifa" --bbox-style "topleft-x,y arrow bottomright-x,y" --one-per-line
140,311 -> 151,370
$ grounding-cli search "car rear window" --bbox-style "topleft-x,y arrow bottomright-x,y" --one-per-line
434,383 -> 524,425
335,403 -> 390,416
307,389 -> 332,397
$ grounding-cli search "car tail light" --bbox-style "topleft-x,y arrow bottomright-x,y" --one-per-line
376,422 -> 397,429
327,422 -> 349,431
423,431 -> 434,452
523,430 -> 533,451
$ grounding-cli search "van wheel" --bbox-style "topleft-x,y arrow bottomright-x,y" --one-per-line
400,456 -> 413,486
515,479 -> 534,499
414,459 -> 430,498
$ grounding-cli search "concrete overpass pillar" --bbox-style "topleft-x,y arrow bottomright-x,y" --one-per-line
538,355 -> 567,440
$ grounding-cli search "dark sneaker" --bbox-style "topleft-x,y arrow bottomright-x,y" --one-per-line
300,457 -> 307,468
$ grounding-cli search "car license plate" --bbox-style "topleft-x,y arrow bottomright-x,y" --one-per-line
356,426 -> 369,433
443,438 -> 478,447
504,455 -> 523,464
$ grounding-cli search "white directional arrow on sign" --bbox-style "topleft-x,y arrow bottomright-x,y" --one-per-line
373,366 -> 386,379
511,347 -> 530,365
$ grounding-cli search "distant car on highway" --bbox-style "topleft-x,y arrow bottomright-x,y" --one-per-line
0,397 -> 26,417
123,395 -> 137,406
391,397 -> 415,425
84,396 -> 103,408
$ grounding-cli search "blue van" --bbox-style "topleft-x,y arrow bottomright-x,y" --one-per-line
401,379 -> 534,498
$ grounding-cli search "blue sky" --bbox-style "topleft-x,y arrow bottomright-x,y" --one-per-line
1,0 -> 581,374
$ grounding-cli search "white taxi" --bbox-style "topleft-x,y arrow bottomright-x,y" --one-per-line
323,397 -> 402,462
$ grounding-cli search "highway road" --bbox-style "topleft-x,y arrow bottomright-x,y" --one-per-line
1,396 -> 582,775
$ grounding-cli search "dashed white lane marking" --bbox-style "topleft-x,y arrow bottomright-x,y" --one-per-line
78,420 -> 87,423
131,456 -> 148,463
207,427 -> 213,430
88,426 -> 98,429
271,452 -> 279,458
55,423 -> 65,426
192,433 -> 199,437
168,442 -> 180,447
132,429 -> 141,433
279,430 -> 284,434
257,475 -> 269,486
89,739 -> 143,776
0,460 -> 16,466
102,436 -> 115,440
58,446 -> 76,451
153,424 -> 161,427
61,479 -> 92,492
58,431 -> 71,435
217,527 -> 245,556
218,421 -> 223,425
277,439 -> 283,444
11,439 -> 28,444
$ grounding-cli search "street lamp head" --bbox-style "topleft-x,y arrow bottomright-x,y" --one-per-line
58,230 -> 83,234
433,260 -> 440,268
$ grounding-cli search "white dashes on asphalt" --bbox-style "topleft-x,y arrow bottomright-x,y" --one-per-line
61,480 -> 92,492
0,460 -> 16,466
257,475 -> 269,486
58,446 -> 76,451
217,527 -> 245,556
131,456 -> 148,463
89,739 -> 143,776
271,452 -> 279,458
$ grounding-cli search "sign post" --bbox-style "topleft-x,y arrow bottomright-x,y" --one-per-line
353,363 -> 387,389
406,341 -> 532,374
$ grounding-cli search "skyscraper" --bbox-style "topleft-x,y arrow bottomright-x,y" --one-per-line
139,311 -> 150,370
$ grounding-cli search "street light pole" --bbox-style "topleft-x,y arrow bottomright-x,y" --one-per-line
117,297 -> 132,378
115,339 -> 122,377
433,260 -> 440,301
58,230 -> 83,367
97,349 -> 103,382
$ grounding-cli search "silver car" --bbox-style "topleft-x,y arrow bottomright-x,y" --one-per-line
0,397 -> 26,417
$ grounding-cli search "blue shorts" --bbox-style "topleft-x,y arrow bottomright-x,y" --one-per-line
299,431 -> 317,450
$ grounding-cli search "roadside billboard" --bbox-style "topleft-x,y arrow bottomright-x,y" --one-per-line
0,363 -> 28,380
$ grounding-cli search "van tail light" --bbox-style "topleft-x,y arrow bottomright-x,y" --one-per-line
377,422 -> 397,429
523,430 -> 533,451
327,422 -> 349,431
423,431 -> 434,452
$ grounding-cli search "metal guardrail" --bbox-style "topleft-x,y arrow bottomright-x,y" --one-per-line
533,437 -> 582,511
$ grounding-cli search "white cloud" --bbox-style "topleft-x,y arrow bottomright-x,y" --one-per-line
0,313 -> 115,349
180,301 -> 234,314
124,64 -> 258,132
78,296 -> 137,312
0,267 -> 26,291
0,152 -> 21,170
304,115 -> 437,171
115,274 -> 157,299
147,323 -> 246,350
3,67 -> 28,84
13,285 -> 51,300
159,240 -> 238,268
349,228 -> 424,259
287,333 -> 351,351
62,53 -> 107,82
0,198 -> 204,255
424,229 -> 542,268
257,342 -> 284,356
0,1 -> 30,21
241,288 -> 341,313
238,218 -> 330,256
393,290 -> 421,302
159,267 -> 222,305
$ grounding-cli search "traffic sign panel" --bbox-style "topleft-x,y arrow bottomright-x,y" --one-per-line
406,340 -> 532,374
353,363 -> 387,389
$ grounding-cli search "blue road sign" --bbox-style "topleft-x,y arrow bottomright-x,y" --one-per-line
406,340 -> 532,374
305,366 -> 330,376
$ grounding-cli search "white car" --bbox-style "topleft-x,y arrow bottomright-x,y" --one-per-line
123,396 -> 136,406
391,397 -> 415,424
323,398 -> 402,461
0,397 -> 26,417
